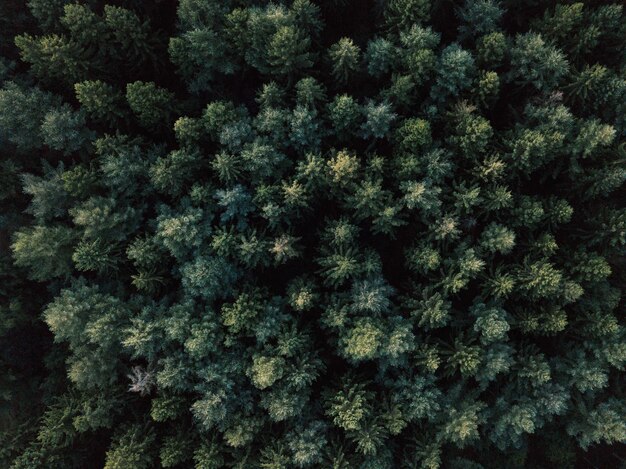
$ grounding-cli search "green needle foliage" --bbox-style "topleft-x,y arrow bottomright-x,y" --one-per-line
1,0 -> 625,468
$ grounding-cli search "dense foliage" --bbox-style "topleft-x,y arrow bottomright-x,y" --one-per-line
1,0 -> 625,467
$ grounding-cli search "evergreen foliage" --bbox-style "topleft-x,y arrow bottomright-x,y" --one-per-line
0,0 -> 625,468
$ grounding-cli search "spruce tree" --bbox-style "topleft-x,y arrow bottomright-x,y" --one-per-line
0,1 -> 625,467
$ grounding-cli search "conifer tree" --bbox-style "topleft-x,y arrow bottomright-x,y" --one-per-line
0,0 -> 625,467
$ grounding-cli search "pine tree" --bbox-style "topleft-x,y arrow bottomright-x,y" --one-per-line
329,38 -> 361,83
1,0 -> 625,467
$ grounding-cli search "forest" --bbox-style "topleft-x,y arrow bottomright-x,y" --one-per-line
0,0 -> 625,467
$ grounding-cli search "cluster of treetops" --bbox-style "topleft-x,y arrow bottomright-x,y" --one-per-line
0,0 -> 625,467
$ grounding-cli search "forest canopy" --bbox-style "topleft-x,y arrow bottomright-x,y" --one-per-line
0,0 -> 625,468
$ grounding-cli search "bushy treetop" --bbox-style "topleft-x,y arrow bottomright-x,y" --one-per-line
1,0 -> 625,468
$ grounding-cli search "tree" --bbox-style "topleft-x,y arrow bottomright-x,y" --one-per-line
0,82 -> 60,152
40,104 -> 93,154
509,33 -> 569,91
14,33 -> 88,84
360,101 -> 396,140
27,0 -> 72,32
169,23 -> 236,92
457,0 -> 503,39
267,25 -> 314,78
476,31 -> 507,66
104,426 -> 155,469
400,25 -> 439,85
385,0 -> 431,31
74,80 -> 125,126
395,117 -> 432,152
244,3 -> 318,79
126,81 -> 175,129
150,148 -> 203,196
328,94 -> 362,140
102,5 -> 157,65
11,225 -> 75,281
365,38 -> 398,77
329,38 -> 361,83
431,44 -> 475,102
